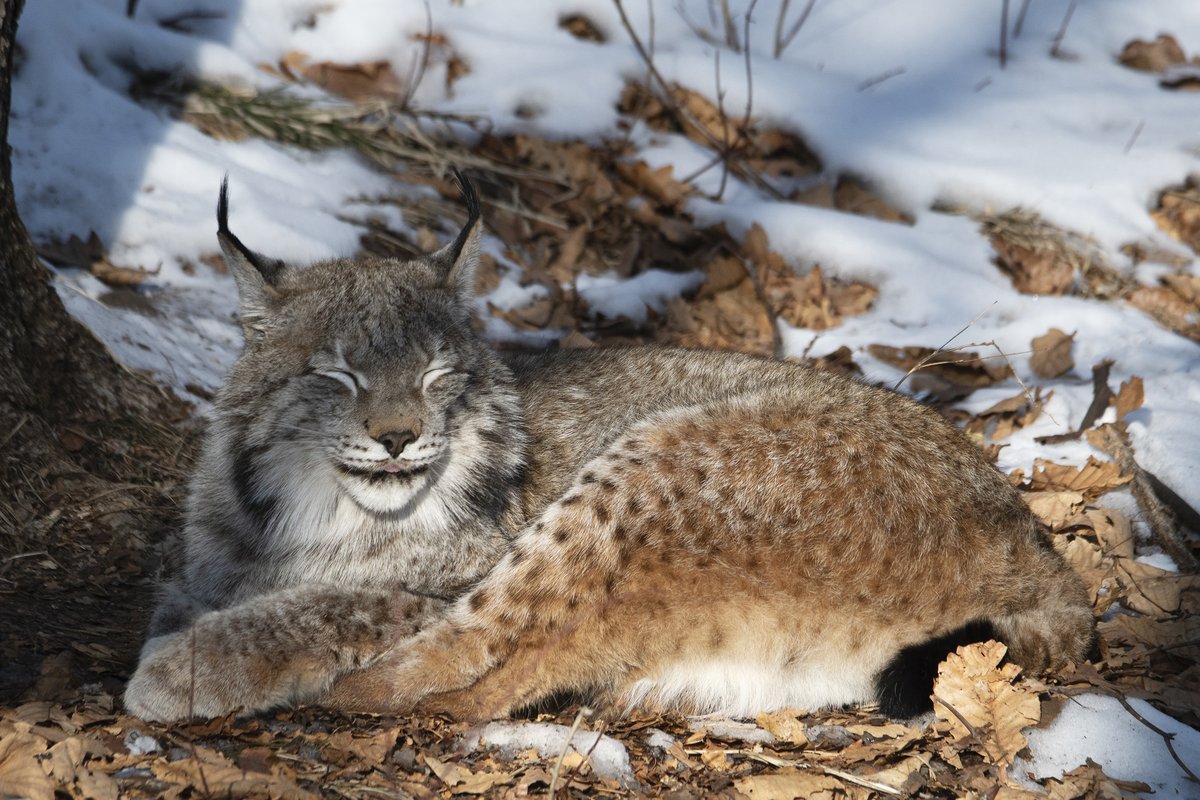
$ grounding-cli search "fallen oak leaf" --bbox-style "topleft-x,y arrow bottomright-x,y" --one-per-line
734,769 -> 844,800
0,730 -> 53,800
932,641 -> 1040,767
1029,456 -> 1132,500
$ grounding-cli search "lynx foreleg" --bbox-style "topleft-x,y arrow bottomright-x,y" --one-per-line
124,586 -> 446,721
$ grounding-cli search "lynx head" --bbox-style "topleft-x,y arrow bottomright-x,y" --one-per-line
210,172 -> 522,525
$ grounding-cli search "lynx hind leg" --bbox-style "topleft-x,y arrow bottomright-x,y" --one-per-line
875,544 -> 1095,718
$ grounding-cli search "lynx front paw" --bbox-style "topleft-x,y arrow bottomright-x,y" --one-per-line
124,633 -> 243,721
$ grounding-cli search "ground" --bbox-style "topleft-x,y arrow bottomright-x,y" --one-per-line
2,1 -> 1200,798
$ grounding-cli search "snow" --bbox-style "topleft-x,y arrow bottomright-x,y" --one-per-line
461,721 -> 636,787
12,0 -> 1200,790
1021,694 -> 1200,798
123,730 -> 161,756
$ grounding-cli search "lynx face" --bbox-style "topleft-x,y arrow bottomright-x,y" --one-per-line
290,310 -> 478,516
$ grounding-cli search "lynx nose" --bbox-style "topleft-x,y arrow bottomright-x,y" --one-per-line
376,430 -> 417,457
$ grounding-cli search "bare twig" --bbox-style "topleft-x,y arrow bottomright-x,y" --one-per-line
1012,0 -> 1032,37
1124,121 -> 1145,154
549,706 -> 593,798
892,301 -> 997,391
718,749 -> 903,795
611,0 -> 783,199
400,1 -> 434,110
1050,0 -> 1078,58
774,0 -> 818,59
999,0 -> 1009,69
1113,693 -> 1200,785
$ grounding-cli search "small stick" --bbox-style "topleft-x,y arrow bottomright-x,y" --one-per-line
999,0 -> 1009,69
1113,693 -> 1200,785
548,706 -> 593,798
893,301 -> 997,391
1049,0 -> 1077,58
1012,0 -> 1032,37
1124,121 -> 1145,154
774,0 -> 818,58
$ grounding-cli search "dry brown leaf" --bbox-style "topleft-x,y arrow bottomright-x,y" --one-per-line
932,641 -> 1040,766
1087,507 -> 1135,560
967,389 -> 1047,441
1022,491 -> 1086,529
558,13 -> 606,43
1055,534 -> 1116,610
615,161 -> 687,207
755,710 -> 808,746
1152,179 -> 1200,255
734,769 -> 843,800
1114,377 -> 1144,420
1116,559 -> 1200,616
282,52 -> 405,101
1030,328 -> 1075,378
739,224 -> 877,331
546,225 -> 589,283
1119,35 -> 1188,73
992,236 -> 1074,295
35,231 -> 156,287
0,730 -> 53,800
1127,284 -> 1200,343
834,176 -> 913,224
858,753 -> 928,794
423,755 -> 511,794
1029,456 -> 1132,500
151,745 -> 317,800
1044,758 -> 1151,799
324,728 -> 396,762
660,256 -> 774,355
698,747 -> 732,771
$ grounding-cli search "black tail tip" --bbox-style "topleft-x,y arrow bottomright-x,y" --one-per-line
874,620 -> 998,718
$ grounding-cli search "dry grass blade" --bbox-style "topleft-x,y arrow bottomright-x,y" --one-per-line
727,750 -> 904,795
548,706 -> 592,798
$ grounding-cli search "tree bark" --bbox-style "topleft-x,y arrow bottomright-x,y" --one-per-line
0,0 -> 159,424
0,0 -> 185,703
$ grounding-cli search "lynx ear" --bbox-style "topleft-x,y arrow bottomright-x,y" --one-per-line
431,168 -> 482,297
217,177 -> 287,334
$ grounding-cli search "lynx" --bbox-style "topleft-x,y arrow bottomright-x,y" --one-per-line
124,174 -> 1094,723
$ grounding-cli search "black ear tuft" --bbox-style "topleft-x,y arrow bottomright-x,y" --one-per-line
448,168 -> 480,264
216,176 -> 286,285
217,174 -> 232,237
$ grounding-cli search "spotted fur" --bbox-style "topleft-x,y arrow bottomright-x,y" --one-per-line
126,176 -> 1093,722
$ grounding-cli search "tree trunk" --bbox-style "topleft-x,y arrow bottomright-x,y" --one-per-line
0,0 -> 159,424
0,0 -> 186,703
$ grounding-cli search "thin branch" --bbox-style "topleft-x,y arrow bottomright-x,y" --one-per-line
1113,693 -> 1200,785
1049,0 -> 1078,58
892,301 -> 997,391
400,1 -> 434,110
774,0 -> 817,58
548,706 -> 593,798
1012,0 -> 1032,38
611,0 -> 783,199
999,0 -> 1009,69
